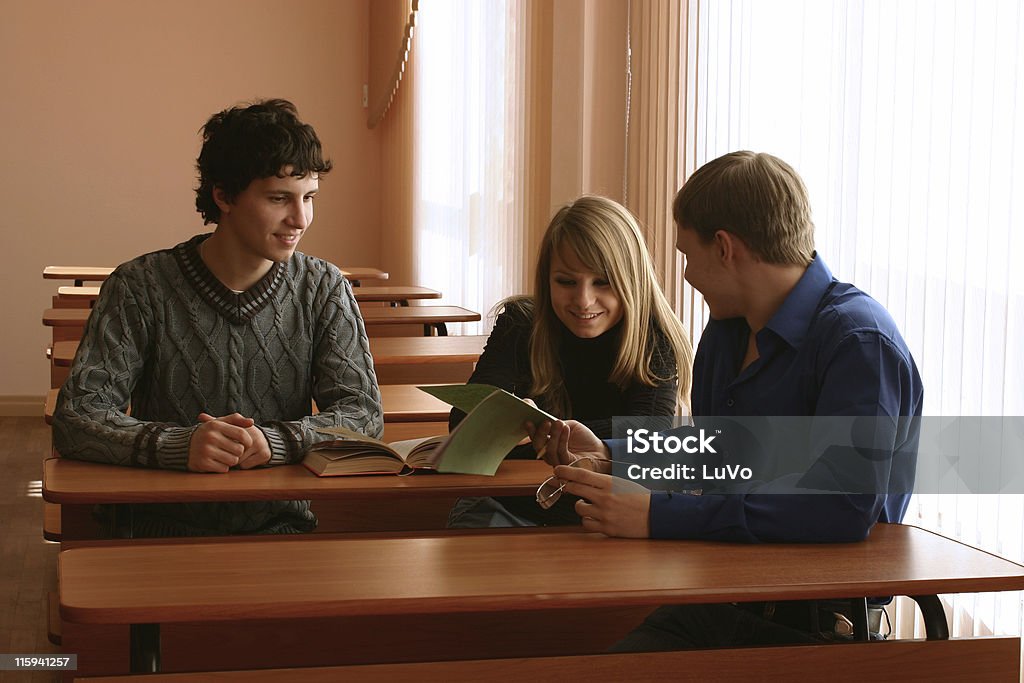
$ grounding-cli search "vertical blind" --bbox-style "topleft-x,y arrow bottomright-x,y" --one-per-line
688,0 -> 1024,638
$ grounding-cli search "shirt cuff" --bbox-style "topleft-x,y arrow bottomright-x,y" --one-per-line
648,490 -> 699,539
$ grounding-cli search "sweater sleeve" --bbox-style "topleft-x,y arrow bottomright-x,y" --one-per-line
52,270 -> 197,469
259,272 -> 384,464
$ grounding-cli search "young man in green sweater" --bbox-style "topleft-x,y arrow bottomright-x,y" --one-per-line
53,99 -> 383,537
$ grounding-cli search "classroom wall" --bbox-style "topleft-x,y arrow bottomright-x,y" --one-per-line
0,0 -> 380,409
549,0 -> 628,209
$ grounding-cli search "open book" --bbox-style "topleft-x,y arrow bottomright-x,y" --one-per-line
303,427 -> 445,476
303,384 -> 555,476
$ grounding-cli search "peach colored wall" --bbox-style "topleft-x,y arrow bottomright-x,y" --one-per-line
0,0 -> 379,405
548,0 -> 628,214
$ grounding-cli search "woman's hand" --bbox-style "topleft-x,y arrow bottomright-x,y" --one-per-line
525,419 -> 610,466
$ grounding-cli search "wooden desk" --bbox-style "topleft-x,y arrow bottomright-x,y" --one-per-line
56,284 -> 432,307
58,524 -> 1024,676
338,267 -> 388,286
53,335 -> 488,368
360,305 -> 481,336
47,386 -> 448,425
57,285 -> 101,304
45,388 -> 57,424
44,457 -> 544,506
44,455 -> 539,539
43,266 -> 113,286
43,308 -> 91,327
369,335 -> 487,365
380,384 -> 450,422
352,285 -> 441,306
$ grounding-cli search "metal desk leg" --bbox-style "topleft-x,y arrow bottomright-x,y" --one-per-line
435,323 -> 448,336
910,594 -> 950,640
130,623 -> 161,672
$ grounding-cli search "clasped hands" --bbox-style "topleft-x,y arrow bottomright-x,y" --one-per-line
187,412 -> 271,473
525,418 -> 651,538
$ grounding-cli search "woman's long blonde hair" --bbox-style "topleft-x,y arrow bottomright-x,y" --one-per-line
527,195 -> 693,417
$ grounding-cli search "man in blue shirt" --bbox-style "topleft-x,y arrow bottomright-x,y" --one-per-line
528,151 -> 922,648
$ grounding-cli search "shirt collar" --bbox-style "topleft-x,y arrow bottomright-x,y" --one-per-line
763,253 -> 835,349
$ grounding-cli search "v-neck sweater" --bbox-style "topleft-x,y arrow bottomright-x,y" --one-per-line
53,234 -> 383,536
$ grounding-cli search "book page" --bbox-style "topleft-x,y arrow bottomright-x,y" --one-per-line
417,383 -> 506,415
432,389 -> 556,475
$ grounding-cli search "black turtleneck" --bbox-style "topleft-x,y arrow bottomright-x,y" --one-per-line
450,305 -> 678,449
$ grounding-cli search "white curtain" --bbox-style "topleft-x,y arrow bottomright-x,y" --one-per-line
689,0 -> 1024,638
413,0 -> 527,335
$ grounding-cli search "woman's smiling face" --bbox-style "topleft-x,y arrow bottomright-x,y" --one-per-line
548,246 -> 623,338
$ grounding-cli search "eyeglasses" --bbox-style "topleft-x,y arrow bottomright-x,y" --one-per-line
535,456 -> 616,510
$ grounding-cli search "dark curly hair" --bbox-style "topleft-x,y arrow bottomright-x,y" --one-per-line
195,99 -> 333,224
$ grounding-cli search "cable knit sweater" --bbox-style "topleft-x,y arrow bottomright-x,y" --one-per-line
52,234 -> 383,536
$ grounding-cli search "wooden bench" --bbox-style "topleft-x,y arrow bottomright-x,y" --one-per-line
70,640 -> 1021,682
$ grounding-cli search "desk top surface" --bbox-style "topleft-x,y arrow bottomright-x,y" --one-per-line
52,335 -> 489,367
44,265 -> 386,282
45,386 -> 451,425
353,286 -> 441,302
43,308 -> 90,325
368,335 -> 488,364
44,457 -> 546,504
55,285 -> 440,303
338,267 -> 388,282
43,266 -> 113,281
59,524 -> 1024,625
360,305 -> 481,324
57,285 -> 101,299
379,383 -> 451,421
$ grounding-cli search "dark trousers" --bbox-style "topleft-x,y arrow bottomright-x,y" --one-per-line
611,602 -> 828,652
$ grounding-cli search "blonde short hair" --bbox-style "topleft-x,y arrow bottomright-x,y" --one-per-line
673,151 -> 815,266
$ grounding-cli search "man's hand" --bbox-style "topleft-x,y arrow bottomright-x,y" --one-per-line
526,419 -> 610,466
555,465 -> 652,538
189,413 -> 271,472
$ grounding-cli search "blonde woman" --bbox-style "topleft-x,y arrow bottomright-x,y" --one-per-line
449,195 -> 693,527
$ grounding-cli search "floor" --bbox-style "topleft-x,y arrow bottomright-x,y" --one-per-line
0,417 -> 62,682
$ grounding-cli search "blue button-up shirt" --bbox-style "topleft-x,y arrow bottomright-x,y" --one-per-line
647,254 -> 923,542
